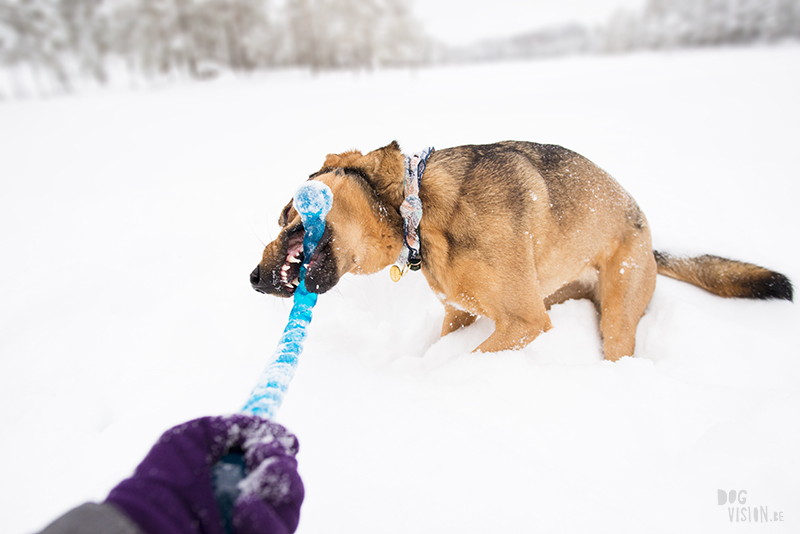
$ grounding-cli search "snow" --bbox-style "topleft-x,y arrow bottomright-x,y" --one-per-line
2,45 -> 799,533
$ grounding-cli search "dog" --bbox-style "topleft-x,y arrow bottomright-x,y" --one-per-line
250,141 -> 792,361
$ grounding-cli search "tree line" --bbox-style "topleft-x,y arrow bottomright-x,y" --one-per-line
601,0 -> 800,52
446,0 -> 800,62
2,0 -> 800,98
0,0 -> 428,97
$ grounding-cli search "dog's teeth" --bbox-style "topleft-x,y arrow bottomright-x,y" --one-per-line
281,264 -> 291,272
291,277 -> 299,287
288,255 -> 301,264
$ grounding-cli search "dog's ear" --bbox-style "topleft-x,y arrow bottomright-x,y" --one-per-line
278,199 -> 295,227
360,141 -> 405,207
357,141 -> 401,174
320,142 -> 405,207
371,141 -> 402,169
322,149 -> 363,169
383,140 -> 401,153
322,142 -> 402,176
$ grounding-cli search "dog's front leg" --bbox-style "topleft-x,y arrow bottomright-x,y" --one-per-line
441,304 -> 478,337
474,309 -> 552,353
465,261 -> 552,352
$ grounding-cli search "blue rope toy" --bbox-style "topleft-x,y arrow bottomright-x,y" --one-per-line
241,180 -> 333,418
213,180 -> 333,531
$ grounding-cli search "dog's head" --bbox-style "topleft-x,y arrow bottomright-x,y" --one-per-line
251,142 -> 406,297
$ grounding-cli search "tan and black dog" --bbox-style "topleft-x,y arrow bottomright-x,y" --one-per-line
250,141 -> 792,361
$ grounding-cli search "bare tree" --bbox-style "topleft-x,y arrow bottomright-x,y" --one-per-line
0,0 -> 429,97
1,0 -> 72,95
59,0 -> 108,83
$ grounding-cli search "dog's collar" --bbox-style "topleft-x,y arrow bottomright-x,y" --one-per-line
391,147 -> 434,282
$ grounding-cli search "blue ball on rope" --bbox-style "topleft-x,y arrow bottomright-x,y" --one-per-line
241,180 -> 333,419
294,180 -> 334,269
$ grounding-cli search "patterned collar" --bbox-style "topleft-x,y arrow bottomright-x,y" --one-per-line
391,147 -> 434,282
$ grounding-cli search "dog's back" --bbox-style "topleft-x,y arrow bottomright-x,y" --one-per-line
420,141 -> 647,299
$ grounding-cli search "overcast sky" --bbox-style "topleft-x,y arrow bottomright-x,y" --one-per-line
413,0 -> 647,45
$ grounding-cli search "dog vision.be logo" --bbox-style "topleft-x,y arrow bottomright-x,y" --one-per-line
718,489 -> 785,523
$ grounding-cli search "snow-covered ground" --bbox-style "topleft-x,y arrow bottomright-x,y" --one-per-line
2,46 -> 799,533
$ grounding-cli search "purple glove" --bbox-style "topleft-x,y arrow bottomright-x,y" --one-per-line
106,415 -> 304,534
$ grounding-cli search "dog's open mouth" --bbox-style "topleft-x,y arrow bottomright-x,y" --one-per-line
252,221 -> 337,297
275,223 -> 336,296
280,227 -> 305,292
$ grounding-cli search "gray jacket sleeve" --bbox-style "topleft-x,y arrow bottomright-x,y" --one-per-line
38,502 -> 143,534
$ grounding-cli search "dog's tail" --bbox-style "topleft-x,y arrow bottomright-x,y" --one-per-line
653,250 -> 793,301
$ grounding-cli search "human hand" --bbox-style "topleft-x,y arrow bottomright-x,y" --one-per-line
106,415 -> 303,534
